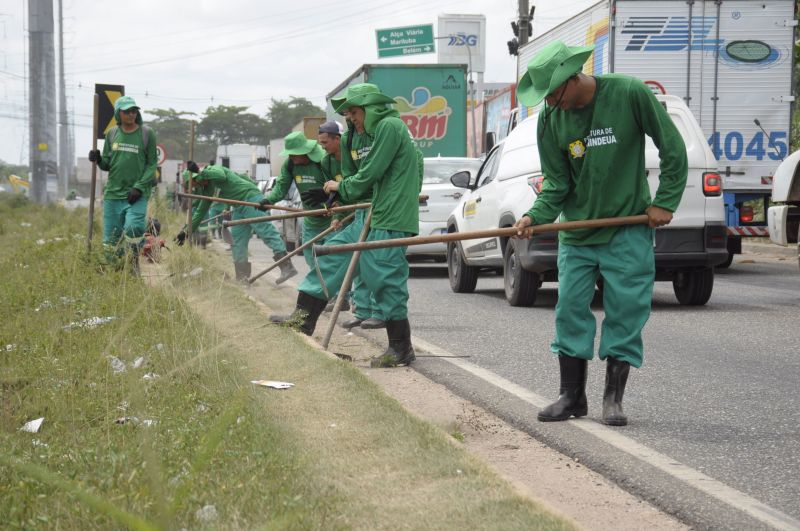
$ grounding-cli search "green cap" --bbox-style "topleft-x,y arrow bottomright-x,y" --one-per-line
279,131 -> 324,163
517,41 -> 594,107
333,83 -> 395,114
114,95 -> 139,112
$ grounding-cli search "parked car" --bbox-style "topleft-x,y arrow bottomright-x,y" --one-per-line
261,177 -> 303,251
447,94 -> 728,307
409,156 -> 483,261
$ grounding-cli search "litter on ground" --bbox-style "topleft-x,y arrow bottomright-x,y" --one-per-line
63,316 -> 117,331
20,417 -> 44,433
251,380 -> 294,390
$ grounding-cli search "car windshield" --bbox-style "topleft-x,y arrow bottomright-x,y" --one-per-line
423,159 -> 482,184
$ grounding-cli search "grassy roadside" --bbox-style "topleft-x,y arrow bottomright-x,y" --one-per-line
0,194 -> 574,530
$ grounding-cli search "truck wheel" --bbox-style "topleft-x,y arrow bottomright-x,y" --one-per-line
672,268 -> 714,306
504,240 -> 540,307
447,241 -> 478,293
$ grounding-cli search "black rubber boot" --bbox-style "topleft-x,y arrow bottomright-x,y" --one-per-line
268,292 -> 327,336
234,261 -> 251,281
341,317 -> 364,329
359,317 -> 385,329
273,252 -> 298,284
602,357 -> 631,426
537,356 -> 588,422
370,319 -> 415,368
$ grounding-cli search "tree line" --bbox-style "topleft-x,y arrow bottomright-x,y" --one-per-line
148,96 -> 325,163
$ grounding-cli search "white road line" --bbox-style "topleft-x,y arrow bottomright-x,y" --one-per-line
413,336 -> 800,531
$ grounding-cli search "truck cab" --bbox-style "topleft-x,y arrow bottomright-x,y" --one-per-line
767,151 -> 800,267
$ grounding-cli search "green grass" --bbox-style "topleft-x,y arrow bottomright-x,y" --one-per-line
0,193 -> 574,530
0,194 -> 339,529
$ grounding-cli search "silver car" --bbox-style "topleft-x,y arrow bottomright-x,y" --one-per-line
408,157 -> 483,261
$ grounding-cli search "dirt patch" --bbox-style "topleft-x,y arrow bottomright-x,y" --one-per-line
228,251 -> 686,531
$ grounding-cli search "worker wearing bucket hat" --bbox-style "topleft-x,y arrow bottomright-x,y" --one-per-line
514,40 -> 688,426
177,162 -> 297,283
270,83 -> 424,367
88,95 -> 157,273
259,131 -> 329,269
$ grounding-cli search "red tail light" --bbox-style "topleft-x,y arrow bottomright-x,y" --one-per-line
740,205 -> 754,223
528,175 -> 544,194
703,172 -> 722,196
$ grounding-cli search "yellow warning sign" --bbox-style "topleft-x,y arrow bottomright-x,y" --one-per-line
94,84 -> 124,139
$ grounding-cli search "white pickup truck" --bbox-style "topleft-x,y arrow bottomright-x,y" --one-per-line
446,95 -> 728,306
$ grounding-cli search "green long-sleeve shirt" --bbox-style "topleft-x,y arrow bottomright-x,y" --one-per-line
98,126 -> 158,200
190,165 -> 260,231
266,159 -> 331,231
527,74 -> 688,245
337,117 -> 422,234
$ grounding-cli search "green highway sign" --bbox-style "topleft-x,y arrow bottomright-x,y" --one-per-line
376,24 -> 435,58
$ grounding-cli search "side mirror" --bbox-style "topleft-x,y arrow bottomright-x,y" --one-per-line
450,170 -> 472,189
485,132 -> 496,153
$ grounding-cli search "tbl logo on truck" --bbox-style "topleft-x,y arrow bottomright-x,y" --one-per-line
394,87 -> 452,148
620,16 -> 786,68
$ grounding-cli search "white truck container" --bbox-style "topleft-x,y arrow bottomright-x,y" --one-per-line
215,144 -> 270,182
267,139 -> 286,178
517,0 -> 797,265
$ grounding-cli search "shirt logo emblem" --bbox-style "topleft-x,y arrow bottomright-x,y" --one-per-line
569,140 -> 586,159
294,175 -> 302,183
351,150 -> 358,160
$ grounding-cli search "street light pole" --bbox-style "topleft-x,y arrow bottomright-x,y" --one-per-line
435,35 -> 479,157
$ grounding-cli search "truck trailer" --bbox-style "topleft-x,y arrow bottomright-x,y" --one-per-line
516,0 -> 797,266
326,64 -> 468,157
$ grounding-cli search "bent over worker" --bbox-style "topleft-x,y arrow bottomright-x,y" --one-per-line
88,96 -> 157,273
514,41 -> 687,426
259,131 -> 329,268
270,83 -> 423,368
177,162 -> 298,283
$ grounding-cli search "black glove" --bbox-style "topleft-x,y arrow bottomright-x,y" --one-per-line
257,198 -> 272,211
127,188 -> 142,204
175,231 -> 187,246
186,160 -> 200,174
325,191 -> 340,208
88,149 -> 101,163
301,188 -> 328,206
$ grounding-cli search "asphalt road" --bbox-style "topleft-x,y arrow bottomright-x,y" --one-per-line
245,235 -> 799,529
404,255 -> 799,530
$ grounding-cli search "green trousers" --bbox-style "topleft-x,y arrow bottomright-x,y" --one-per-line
102,196 -> 148,261
230,193 -> 286,263
300,218 -> 410,320
208,204 -> 225,231
343,209 -> 383,320
551,224 -> 655,368
301,223 -> 327,269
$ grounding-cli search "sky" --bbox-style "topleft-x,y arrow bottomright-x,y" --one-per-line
0,0 -> 596,166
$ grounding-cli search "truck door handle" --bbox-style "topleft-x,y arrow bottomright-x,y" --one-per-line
475,197 -> 482,203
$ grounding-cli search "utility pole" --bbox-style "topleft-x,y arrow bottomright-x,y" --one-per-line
57,0 -> 72,197
509,2 -> 534,56
28,0 -> 57,204
518,0 -> 530,46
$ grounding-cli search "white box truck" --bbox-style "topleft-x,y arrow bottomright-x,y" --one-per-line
215,144 -> 270,183
516,0 -> 797,266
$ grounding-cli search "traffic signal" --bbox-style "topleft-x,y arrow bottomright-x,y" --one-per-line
507,38 -> 519,56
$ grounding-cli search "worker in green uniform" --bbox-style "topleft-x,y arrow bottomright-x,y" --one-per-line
270,83 -> 423,368
88,96 -> 157,273
259,131 -> 329,268
513,41 -> 688,426
177,162 -> 297,283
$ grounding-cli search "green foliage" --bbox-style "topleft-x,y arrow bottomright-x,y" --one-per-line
266,97 -> 325,138
147,97 -> 325,165
0,159 -> 29,181
0,200 -> 337,529
198,105 -> 268,146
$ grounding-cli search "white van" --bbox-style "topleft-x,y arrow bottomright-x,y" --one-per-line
446,95 -> 728,306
